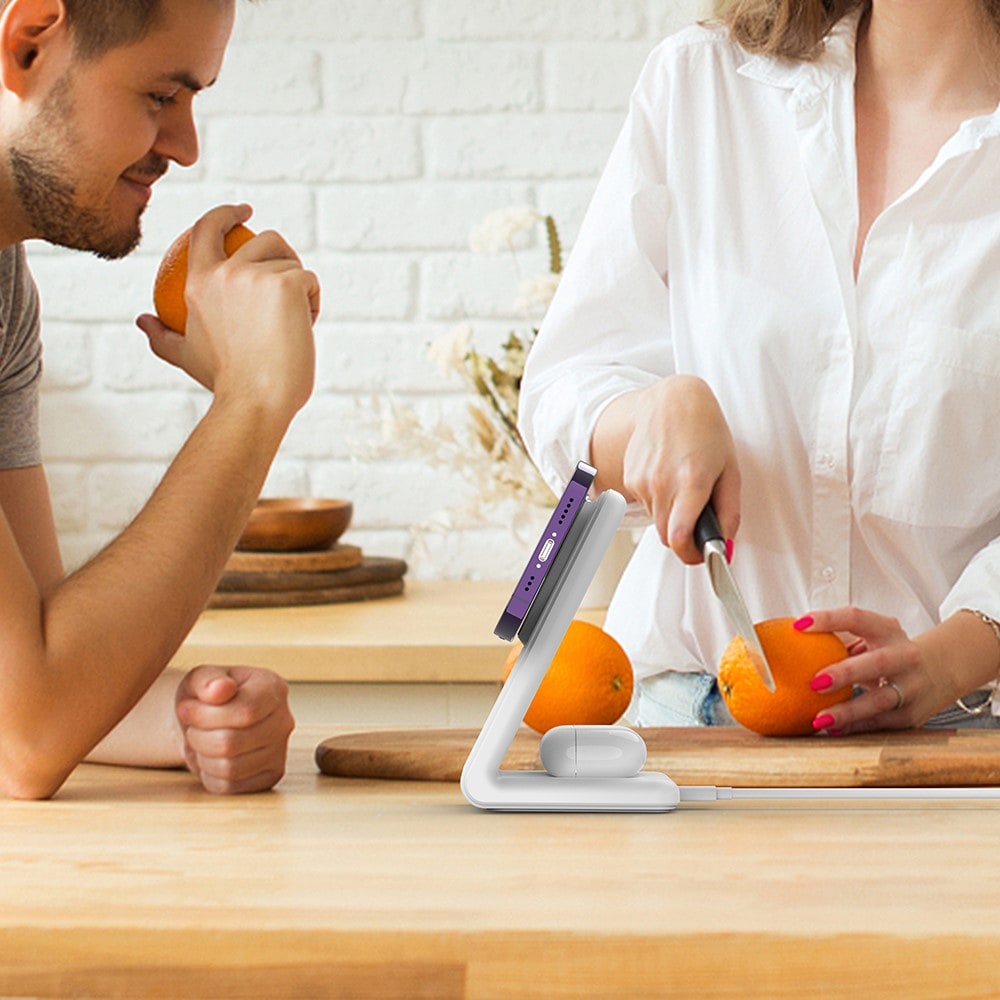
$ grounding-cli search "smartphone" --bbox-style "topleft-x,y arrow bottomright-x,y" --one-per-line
494,460 -> 597,641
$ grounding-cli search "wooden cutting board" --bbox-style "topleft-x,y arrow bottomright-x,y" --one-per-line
225,544 -> 364,573
209,579 -> 404,609
217,556 -> 406,592
314,726 -> 1000,787
209,557 -> 407,608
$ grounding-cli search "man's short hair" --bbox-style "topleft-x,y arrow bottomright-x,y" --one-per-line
0,1 -> 234,61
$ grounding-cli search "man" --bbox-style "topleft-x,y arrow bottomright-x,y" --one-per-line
0,0 -> 320,798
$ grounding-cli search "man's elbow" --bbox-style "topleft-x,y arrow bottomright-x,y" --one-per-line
0,745 -> 74,800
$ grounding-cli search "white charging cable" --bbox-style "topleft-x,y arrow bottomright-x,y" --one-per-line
679,785 -> 1000,801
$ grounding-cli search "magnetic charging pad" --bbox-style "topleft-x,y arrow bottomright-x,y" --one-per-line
461,489 -> 680,812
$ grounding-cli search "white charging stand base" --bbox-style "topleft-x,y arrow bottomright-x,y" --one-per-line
461,490 -> 680,813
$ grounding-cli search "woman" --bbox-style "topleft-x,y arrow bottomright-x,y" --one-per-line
519,0 -> 1000,733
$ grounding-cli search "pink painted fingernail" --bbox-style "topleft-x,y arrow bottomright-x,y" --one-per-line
794,615 -> 814,631
725,538 -> 734,564
810,674 -> 833,692
813,713 -> 835,731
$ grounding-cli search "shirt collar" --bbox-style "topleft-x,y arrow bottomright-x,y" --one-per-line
736,8 -> 863,107
736,9 -> 1000,145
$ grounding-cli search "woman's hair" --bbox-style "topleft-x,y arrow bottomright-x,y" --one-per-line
720,0 -> 867,59
721,0 -> 1000,61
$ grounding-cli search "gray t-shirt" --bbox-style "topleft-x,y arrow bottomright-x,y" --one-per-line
0,244 -> 42,469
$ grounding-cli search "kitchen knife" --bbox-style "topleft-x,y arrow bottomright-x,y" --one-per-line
694,503 -> 776,692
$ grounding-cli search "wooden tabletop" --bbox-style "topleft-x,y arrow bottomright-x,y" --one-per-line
170,580 -> 604,683
3,725 -> 1000,998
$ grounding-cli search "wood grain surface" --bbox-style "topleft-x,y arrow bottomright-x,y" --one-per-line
217,556 -> 407,592
224,543 -> 364,573
208,577 -> 404,609
7,725 -> 1000,999
314,725 -> 1000,787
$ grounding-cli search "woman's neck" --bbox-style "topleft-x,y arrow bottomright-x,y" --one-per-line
859,1 -> 1000,110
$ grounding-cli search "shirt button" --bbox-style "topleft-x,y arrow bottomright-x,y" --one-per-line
821,566 -> 837,582
818,453 -> 835,471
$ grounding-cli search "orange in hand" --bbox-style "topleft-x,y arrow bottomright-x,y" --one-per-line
718,617 -> 850,737
503,620 -> 634,734
153,223 -> 255,334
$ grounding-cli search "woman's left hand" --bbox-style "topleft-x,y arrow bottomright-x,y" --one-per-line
796,607 -> 953,734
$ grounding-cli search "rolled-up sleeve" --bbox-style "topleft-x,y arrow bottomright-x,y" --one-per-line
518,45 -> 675,520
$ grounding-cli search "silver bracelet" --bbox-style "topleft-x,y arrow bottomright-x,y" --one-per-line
956,608 -> 1000,716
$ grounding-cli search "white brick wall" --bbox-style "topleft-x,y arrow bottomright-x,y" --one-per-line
32,0 -> 712,578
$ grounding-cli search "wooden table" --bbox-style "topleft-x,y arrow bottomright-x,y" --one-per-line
170,581 -> 605,727
171,580 -> 603,682
3,725 -> 1000,998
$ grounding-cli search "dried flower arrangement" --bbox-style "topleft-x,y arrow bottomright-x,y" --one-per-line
375,206 -> 564,521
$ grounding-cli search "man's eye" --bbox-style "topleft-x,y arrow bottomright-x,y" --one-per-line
149,92 -> 177,108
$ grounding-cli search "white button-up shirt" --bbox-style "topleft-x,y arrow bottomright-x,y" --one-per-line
519,13 -> 1000,686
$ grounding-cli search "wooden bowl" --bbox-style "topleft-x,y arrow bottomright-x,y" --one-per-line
236,498 -> 353,552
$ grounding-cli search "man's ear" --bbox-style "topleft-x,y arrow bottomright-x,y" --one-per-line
0,0 -> 69,98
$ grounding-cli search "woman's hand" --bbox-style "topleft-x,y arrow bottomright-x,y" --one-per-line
593,374 -> 740,564
796,607 -> 973,734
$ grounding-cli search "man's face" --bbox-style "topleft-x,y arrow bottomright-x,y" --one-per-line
7,0 -> 235,259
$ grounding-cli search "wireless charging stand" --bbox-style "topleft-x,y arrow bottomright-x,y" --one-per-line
461,490 -> 680,812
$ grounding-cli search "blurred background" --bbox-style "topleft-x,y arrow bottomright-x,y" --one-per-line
30,0 -> 712,580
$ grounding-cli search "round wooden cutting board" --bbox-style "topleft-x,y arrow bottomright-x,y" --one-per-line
225,543 -> 364,573
209,557 -> 407,609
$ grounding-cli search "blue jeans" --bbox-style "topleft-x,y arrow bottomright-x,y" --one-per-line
631,671 -> 1000,730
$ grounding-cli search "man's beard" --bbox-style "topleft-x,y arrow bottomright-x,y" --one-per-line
7,76 -> 148,260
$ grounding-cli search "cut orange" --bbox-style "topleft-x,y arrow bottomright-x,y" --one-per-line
502,619 -> 633,734
718,617 -> 850,737
153,222 -> 255,334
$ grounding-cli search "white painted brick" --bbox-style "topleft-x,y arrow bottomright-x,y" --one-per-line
280,394 -> 380,460
648,0 -> 716,37
200,45 -> 322,116
94,324 -> 191,393
315,253 -> 417,320
88,462 -> 168,531
208,116 -> 422,183
314,323 -> 437,393
426,113 -> 622,179
38,323 -> 92,390
323,43 -> 542,115
29,251 -> 153,323
232,0 -> 421,42
317,182 -> 531,251
426,0 -> 644,40
311,457 -> 475,528
260,459 -> 312,499
420,249 -> 552,320
45,463 -> 90,533
39,393 -> 198,462
546,42 -> 654,111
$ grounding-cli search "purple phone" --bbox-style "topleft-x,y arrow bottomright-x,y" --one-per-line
494,460 -> 596,641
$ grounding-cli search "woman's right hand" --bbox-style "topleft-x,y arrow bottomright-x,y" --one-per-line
593,374 -> 740,564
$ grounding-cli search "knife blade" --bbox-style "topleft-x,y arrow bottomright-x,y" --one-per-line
693,503 -> 776,692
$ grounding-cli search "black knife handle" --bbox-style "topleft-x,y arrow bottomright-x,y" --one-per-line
693,503 -> 723,551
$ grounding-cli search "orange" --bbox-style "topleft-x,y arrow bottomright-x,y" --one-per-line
502,619 -> 634,734
153,223 -> 256,334
718,617 -> 850,737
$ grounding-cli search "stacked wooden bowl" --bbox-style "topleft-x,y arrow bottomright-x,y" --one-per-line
209,498 -> 407,609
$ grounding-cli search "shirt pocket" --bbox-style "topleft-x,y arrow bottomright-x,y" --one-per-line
868,322 -> 1000,528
